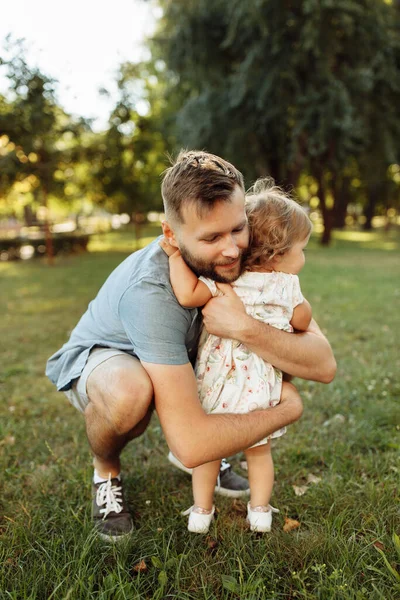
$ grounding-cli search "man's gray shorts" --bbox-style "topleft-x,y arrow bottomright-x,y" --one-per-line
64,347 -> 131,413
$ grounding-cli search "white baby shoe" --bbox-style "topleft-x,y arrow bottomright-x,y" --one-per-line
182,505 -> 215,534
247,502 -> 279,532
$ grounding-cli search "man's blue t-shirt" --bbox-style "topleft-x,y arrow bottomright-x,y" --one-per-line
46,238 -> 202,391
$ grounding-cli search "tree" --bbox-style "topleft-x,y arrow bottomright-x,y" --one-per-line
151,0 -> 400,244
84,60 -> 174,233
0,38 -> 89,260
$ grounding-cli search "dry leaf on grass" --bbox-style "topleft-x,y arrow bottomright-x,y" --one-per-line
231,499 -> 247,515
0,435 -> 15,446
239,460 -> 248,471
293,485 -> 309,496
283,517 -> 301,532
132,559 -> 148,574
373,540 -> 385,551
307,473 -> 321,485
206,536 -> 219,551
322,413 -> 345,427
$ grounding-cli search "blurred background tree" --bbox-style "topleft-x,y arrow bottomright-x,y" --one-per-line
0,38 -> 91,259
1,0 -> 399,251
151,0 -> 400,244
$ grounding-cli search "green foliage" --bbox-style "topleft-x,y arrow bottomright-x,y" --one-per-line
0,38 -> 90,221
0,40 -> 174,222
151,0 -> 400,242
74,60 -> 175,217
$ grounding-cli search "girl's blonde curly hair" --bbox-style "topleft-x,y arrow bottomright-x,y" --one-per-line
244,178 -> 312,270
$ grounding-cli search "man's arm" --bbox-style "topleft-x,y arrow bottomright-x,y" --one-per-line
141,362 -> 303,468
202,284 -> 336,383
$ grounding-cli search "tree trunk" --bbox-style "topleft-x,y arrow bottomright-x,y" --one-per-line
333,176 -> 351,229
321,213 -> 334,245
268,157 -> 283,185
316,171 -> 333,246
42,187 -> 54,265
363,183 -> 380,231
132,212 -> 145,250
286,166 -> 301,190
23,204 -> 37,226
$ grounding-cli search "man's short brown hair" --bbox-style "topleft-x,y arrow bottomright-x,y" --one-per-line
161,150 -> 245,224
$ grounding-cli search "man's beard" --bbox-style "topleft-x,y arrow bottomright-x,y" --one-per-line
179,243 -> 247,283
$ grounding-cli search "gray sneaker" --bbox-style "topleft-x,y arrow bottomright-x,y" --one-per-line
168,452 -> 250,498
92,475 -> 133,541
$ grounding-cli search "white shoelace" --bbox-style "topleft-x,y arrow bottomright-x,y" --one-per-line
216,458 -> 231,492
220,458 -> 231,472
96,475 -> 123,520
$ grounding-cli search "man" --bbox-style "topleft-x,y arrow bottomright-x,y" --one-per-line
46,150 -> 336,541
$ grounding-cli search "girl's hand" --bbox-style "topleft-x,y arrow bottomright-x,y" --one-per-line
159,237 -> 181,258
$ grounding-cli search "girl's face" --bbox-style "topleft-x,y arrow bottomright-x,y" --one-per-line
271,234 -> 310,275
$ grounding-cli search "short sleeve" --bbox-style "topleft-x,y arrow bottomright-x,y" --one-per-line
291,274 -> 304,308
119,279 -> 193,364
199,277 -> 222,297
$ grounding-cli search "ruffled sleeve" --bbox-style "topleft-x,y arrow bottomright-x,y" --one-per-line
291,274 -> 305,308
199,277 -> 222,297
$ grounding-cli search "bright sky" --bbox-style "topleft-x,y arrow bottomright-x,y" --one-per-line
0,0 -> 157,130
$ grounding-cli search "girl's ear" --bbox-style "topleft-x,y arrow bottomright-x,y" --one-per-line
161,221 -> 179,248
270,252 -> 283,267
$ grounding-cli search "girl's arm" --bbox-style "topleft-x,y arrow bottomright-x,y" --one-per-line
290,298 -> 312,332
159,239 -> 212,308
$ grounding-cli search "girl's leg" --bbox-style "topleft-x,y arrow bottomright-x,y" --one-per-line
192,460 -> 221,510
245,442 -> 274,508
186,459 -> 221,533
245,443 -> 276,532
245,380 -> 299,507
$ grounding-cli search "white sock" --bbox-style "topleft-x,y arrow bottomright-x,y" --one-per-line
93,469 -> 121,484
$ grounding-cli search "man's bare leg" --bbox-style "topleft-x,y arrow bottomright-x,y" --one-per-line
83,354 -> 154,541
85,354 -> 154,477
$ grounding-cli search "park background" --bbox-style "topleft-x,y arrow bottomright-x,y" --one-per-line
1,1 -> 399,598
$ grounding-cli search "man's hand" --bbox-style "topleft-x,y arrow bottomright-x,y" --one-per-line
159,237 -> 181,258
204,283 -> 336,383
202,282 -> 248,338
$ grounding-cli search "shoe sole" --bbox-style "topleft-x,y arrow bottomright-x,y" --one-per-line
96,529 -> 133,542
168,452 -> 250,498
188,526 -> 211,534
215,486 -> 250,498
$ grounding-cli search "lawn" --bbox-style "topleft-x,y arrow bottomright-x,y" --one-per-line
1,226 -> 399,599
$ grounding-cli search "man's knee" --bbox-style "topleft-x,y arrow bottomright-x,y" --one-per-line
127,405 -> 155,439
111,376 -> 153,435
87,359 -> 154,435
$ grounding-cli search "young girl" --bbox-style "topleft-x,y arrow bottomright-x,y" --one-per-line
161,178 -> 313,534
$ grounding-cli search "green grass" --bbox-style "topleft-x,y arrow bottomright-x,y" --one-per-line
1,226 -> 399,599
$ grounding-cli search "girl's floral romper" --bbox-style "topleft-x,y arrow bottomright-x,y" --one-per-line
196,271 -> 304,447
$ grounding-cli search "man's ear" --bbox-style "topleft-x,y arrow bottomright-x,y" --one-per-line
161,220 -> 179,248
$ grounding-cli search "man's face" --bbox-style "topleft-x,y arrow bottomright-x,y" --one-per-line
172,185 -> 250,283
